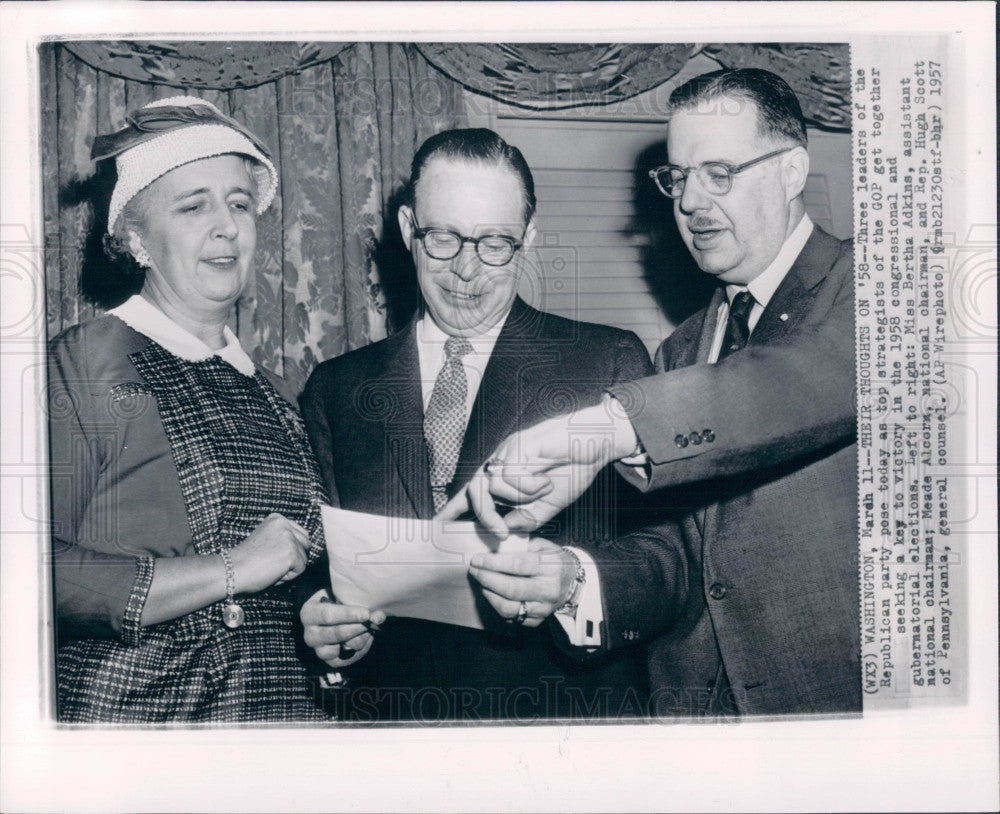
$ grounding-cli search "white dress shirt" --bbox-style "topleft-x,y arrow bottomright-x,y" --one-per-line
560,215 -> 815,648
109,294 -> 256,376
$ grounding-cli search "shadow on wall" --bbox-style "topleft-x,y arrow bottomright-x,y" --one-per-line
628,139 -> 715,329
372,184 -> 421,335
63,163 -> 145,311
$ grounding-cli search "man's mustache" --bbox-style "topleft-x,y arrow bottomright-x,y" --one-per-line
685,216 -> 727,232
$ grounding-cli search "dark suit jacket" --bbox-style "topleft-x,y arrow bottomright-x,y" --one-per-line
600,226 -> 862,717
301,297 -> 653,721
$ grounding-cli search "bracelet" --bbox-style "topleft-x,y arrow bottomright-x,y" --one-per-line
220,549 -> 245,629
554,546 -> 586,617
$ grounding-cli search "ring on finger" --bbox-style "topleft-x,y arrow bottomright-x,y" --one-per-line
339,644 -> 357,659
514,601 -> 528,625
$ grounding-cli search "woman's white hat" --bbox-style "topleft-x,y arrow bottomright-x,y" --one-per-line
96,96 -> 278,234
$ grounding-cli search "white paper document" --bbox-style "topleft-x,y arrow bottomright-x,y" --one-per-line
321,505 -> 529,630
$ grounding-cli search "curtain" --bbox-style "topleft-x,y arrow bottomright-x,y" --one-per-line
40,42 -> 463,394
415,43 -> 698,109
61,41 -> 353,90
416,42 -> 850,129
704,43 -> 851,131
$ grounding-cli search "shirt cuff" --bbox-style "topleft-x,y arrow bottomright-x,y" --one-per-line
619,449 -> 651,483
554,547 -> 603,648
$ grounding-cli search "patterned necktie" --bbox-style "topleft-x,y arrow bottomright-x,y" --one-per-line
718,290 -> 756,360
425,335 -> 474,512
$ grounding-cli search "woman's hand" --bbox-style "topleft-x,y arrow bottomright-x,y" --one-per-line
300,590 -> 386,668
230,513 -> 312,594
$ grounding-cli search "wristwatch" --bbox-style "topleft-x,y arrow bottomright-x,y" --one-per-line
554,546 -> 586,617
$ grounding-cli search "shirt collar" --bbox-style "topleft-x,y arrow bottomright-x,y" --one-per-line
725,213 -> 814,308
415,306 -> 508,357
108,294 -> 256,376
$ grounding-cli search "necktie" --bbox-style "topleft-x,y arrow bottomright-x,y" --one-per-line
718,290 -> 755,360
425,336 -> 473,512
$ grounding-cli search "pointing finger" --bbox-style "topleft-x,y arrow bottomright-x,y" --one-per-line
435,488 -> 470,521
467,474 -> 509,539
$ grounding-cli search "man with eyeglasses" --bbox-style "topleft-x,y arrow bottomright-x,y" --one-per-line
447,69 -> 861,717
298,128 -> 652,721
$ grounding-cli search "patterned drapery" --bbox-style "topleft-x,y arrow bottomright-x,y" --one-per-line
415,43 -> 698,109
61,41 -> 353,90
415,42 -> 850,130
705,43 -> 851,131
40,42 -> 464,393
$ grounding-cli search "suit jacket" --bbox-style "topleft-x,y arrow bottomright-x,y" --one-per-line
601,226 -> 862,717
301,297 -> 653,721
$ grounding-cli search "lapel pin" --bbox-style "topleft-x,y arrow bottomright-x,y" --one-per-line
779,313 -> 789,322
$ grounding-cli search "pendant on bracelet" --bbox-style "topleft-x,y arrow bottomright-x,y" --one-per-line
223,603 -> 245,628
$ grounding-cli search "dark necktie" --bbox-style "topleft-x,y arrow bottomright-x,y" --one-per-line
718,290 -> 755,360
425,336 -> 473,512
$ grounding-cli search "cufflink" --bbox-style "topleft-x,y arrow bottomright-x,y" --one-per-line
319,672 -> 348,689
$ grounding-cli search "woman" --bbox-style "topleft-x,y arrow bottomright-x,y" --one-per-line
48,96 -> 372,723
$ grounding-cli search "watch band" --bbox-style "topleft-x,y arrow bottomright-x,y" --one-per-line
555,546 -> 586,616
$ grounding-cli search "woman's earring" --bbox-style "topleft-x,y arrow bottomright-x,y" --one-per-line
133,246 -> 153,269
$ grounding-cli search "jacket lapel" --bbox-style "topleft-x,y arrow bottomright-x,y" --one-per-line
381,321 -> 435,519
451,298 -> 546,494
694,289 -> 726,365
751,226 -> 838,346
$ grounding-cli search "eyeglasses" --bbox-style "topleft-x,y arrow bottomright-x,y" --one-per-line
410,214 -> 523,267
648,147 -> 796,199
